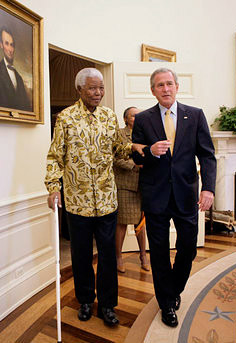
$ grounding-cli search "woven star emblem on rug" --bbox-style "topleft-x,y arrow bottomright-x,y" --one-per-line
202,306 -> 236,322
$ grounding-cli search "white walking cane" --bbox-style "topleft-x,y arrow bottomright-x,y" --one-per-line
54,197 -> 62,343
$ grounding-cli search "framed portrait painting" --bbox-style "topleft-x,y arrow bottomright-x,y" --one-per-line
141,44 -> 176,62
0,0 -> 43,123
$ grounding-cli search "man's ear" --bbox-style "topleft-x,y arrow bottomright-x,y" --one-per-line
77,85 -> 81,95
0,42 -> 2,49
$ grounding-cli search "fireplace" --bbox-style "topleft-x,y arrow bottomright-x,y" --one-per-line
211,131 -> 236,214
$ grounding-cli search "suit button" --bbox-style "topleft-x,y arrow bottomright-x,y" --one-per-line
169,179 -> 172,183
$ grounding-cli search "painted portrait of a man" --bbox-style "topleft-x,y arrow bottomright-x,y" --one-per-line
0,8 -> 33,112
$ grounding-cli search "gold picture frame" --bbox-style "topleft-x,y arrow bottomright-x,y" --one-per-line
0,0 -> 43,124
141,44 -> 176,62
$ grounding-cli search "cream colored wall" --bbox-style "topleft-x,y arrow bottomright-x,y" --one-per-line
21,0 -> 236,123
0,0 -> 235,319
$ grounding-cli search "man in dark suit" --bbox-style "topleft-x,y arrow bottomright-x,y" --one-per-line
0,26 -> 31,111
132,68 -> 216,327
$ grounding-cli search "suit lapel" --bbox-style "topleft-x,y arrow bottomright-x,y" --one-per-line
0,60 -> 16,94
147,102 -> 190,157
173,102 -> 189,155
148,104 -> 166,141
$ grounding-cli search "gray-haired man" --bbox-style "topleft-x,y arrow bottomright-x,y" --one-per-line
45,68 -> 144,326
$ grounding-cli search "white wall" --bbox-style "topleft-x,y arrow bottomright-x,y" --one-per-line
0,0 -> 235,319
21,0 -> 236,122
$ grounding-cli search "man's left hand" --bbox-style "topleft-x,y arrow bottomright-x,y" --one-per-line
132,143 -> 146,157
198,191 -> 214,211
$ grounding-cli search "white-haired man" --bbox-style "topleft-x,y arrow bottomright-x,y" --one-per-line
45,68 -> 144,327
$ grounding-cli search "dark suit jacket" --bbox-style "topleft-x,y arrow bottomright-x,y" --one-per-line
0,59 -> 31,111
132,102 -> 216,215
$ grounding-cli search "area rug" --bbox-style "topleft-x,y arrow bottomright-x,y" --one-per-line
124,248 -> 236,343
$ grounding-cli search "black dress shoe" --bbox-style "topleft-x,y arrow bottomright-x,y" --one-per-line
97,307 -> 119,326
161,307 -> 178,327
78,303 -> 93,321
175,295 -> 181,311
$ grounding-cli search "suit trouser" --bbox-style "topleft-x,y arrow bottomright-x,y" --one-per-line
145,195 -> 198,310
67,210 -> 118,308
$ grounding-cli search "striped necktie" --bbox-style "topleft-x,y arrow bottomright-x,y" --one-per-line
164,109 -> 175,155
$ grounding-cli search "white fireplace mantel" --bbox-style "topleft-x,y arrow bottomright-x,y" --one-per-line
211,130 -> 236,156
211,131 -> 236,212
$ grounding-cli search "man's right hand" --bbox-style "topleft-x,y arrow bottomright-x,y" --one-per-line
47,192 -> 62,211
151,140 -> 171,156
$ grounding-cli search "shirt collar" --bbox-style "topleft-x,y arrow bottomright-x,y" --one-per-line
78,98 -> 99,116
4,58 -> 14,70
159,101 -> 177,116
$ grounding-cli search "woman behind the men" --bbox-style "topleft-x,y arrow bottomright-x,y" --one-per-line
114,107 -> 150,273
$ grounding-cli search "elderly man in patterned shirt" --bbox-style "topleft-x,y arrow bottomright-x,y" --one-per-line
45,68 -> 144,327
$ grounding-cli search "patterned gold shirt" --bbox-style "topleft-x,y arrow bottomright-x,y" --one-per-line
45,99 -> 132,217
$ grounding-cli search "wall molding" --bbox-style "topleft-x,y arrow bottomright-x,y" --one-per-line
123,72 -> 194,99
0,246 -> 53,281
0,266 -> 55,321
0,190 -> 48,207
0,191 -> 55,320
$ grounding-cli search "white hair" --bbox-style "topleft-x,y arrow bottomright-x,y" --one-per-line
75,68 -> 103,89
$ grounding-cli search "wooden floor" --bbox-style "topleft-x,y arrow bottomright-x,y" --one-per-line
0,231 -> 236,343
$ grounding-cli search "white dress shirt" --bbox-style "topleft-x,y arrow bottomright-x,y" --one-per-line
150,101 -> 178,157
4,58 -> 17,89
159,101 -> 178,130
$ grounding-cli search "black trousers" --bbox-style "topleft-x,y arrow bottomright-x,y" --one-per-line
145,195 -> 198,310
67,210 -> 118,308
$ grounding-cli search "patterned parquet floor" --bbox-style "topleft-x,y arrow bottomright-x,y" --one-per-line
0,231 -> 235,343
